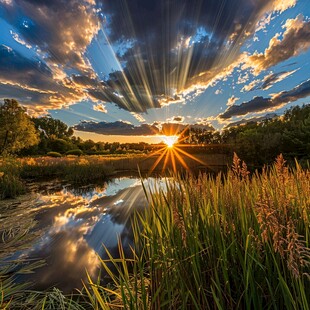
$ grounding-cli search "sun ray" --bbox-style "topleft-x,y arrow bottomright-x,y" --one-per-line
172,149 -> 190,171
170,149 -> 177,173
162,149 -> 171,173
148,148 -> 168,175
174,146 -> 206,165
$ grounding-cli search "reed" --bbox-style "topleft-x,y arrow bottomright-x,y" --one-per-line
0,158 -> 25,199
1,154 -> 309,309
84,154 -> 310,309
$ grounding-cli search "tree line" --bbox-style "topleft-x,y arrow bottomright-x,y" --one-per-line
1,99 -> 309,166
0,99 -> 149,156
178,104 -> 310,166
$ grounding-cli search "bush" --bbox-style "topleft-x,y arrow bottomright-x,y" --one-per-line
66,149 -> 83,156
46,151 -> 62,158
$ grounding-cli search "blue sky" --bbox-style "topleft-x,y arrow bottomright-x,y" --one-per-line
0,0 -> 310,142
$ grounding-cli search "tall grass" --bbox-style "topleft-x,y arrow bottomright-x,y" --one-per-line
0,157 -> 115,199
1,154 -> 309,309
19,157 -> 115,182
0,158 -> 25,199
84,154 -> 310,309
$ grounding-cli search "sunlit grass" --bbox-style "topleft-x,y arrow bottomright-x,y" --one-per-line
84,154 -> 310,309
1,154 -> 309,309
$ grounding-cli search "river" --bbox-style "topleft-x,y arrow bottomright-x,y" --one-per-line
0,176 -> 167,293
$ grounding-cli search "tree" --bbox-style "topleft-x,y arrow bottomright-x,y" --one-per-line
32,116 -> 74,139
0,99 -> 39,155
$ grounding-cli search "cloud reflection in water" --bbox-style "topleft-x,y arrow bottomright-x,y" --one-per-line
15,177 -> 161,293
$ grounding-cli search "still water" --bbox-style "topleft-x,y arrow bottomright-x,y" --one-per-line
3,176 -> 165,293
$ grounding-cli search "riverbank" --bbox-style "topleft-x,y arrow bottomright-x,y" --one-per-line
0,153 -> 229,199
1,155 -> 309,309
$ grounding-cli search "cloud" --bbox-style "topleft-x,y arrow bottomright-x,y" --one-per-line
0,0 -> 299,113
0,45 -> 85,111
75,120 -> 214,136
237,72 -> 249,84
226,96 -> 239,107
166,116 -> 185,123
272,0 -> 297,13
260,69 -> 298,90
130,112 -> 146,123
224,113 -> 278,128
93,103 -> 107,113
220,79 -> 310,119
75,121 -> 160,136
254,0 -> 297,33
241,79 -> 261,92
246,14 -> 310,75
242,69 -> 298,92
91,0 -> 294,109
10,30 -> 32,49
1,0 -> 100,72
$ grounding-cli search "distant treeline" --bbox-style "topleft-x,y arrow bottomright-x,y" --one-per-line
1,99 -> 309,166
178,104 -> 310,166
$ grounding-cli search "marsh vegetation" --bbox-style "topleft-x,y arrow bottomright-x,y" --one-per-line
0,154 -> 309,309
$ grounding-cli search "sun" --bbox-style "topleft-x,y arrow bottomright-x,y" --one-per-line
146,128 -> 206,175
162,135 -> 178,148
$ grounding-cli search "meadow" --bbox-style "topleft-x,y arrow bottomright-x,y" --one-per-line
0,154 -> 309,309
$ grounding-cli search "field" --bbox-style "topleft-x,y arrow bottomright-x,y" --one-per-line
0,154 -> 309,309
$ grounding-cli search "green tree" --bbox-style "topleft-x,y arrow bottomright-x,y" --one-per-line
0,99 -> 39,155
32,116 -> 74,139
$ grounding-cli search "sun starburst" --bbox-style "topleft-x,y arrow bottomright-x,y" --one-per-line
146,129 -> 206,175
162,135 -> 178,148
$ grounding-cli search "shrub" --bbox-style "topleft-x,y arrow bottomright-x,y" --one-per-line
66,149 -> 83,156
46,151 -> 62,158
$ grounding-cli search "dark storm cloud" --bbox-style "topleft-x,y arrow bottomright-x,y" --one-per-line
75,120 -> 214,136
220,79 -> 310,119
102,0 -> 267,44
74,121 -> 160,135
96,0 -> 278,109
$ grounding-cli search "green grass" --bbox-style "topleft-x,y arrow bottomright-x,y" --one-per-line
0,157 -> 115,199
1,154 -> 309,309
0,158 -> 25,199
84,154 -> 310,309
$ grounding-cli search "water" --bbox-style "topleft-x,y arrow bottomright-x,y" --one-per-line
1,176 -> 165,293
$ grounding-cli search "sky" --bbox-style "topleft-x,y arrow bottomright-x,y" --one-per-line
0,0 -> 310,143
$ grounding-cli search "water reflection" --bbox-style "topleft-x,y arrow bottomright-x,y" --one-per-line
9,177 -> 161,293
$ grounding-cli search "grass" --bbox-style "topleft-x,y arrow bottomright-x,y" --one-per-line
84,154 -> 310,309
0,156 -> 117,198
0,158 -> 26,199
0,154 -> 309,309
